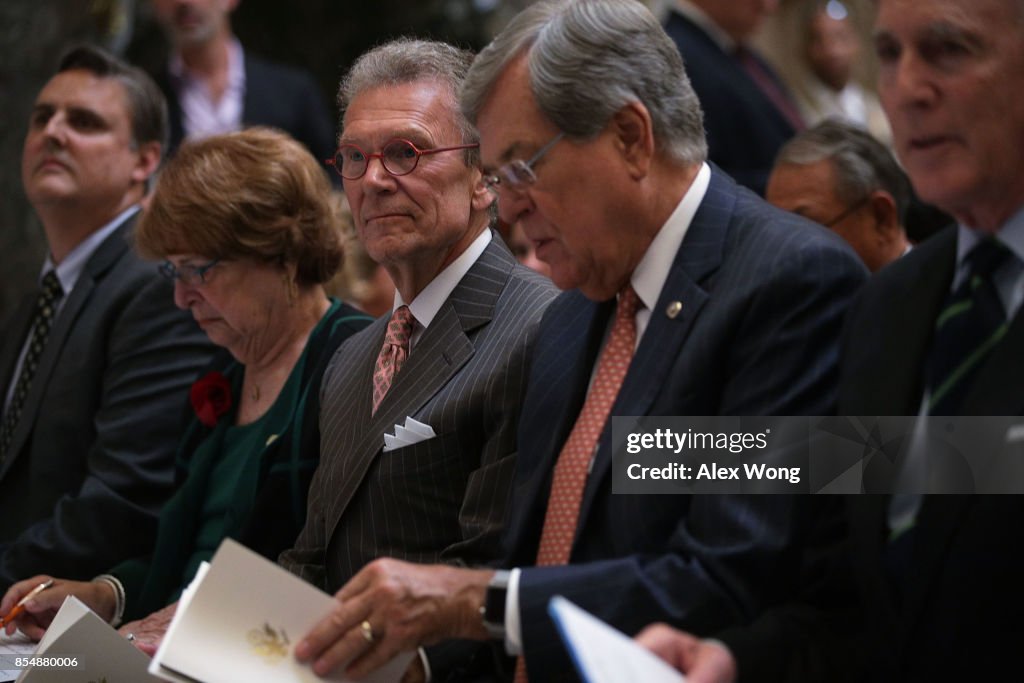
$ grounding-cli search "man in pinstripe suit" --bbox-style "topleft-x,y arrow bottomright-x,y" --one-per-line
279,37 -> 556,672
292,3 -> 865,683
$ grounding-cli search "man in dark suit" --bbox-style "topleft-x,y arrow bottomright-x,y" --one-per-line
290,2 -> 865,681
638,0 -> 1024,680
278,37 -> 556,675
0,46 -> 214,587
664,0 -> 803,196
150,0 -> 335,162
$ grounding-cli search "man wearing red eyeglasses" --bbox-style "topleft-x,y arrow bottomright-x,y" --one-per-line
280,36 -> 557,680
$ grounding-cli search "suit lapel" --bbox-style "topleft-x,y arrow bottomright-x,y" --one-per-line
878,229 -> 957,414
323,238 -> 513,542
576,170 -> 730,528
0,297 -> 35,390
1,221 -> 131,473
964,304 -> 1024,415
504,294 -> 610,564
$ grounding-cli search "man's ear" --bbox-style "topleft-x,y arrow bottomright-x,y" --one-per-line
609,101 -> 655,180
470,167 -> 494,214
132,141 -> 163,185
869,190 -> 900,239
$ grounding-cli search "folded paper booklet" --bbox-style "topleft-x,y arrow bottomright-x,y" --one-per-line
151,538 -> 412,682
17,595 -> 159,682
548,596 -> 686,683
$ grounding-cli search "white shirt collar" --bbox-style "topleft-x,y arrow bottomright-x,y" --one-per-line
393,229 -> 493,346
630,162 -> 711,342
43,205 -> 140,297
673,1 -> 737,53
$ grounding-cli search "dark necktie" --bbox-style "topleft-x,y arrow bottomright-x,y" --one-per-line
0,271 -> 64,459
734,46 -> 806,132
925,238 -> 1013,415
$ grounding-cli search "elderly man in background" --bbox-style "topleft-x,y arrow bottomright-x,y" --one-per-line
767,119 -> 911,272
0,45 -> 213,586
640,0 -> 1024,680
290,1 -> 865,681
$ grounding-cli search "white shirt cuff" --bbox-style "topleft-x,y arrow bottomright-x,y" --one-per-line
504,567 -> 523,655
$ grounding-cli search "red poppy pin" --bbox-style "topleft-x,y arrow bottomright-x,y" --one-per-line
190,371 -> 232,427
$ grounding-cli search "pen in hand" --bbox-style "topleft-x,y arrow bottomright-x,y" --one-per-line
0,579 -> 54,628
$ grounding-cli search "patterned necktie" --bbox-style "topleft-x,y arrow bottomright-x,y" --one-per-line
886,238 -> 1014,596
514,288 -> 640,683
0,271 -> 64,459
925,238 -> 1013,415
535,286 -> 641,566
371,305 -> 414,415
735,46 -> 806,132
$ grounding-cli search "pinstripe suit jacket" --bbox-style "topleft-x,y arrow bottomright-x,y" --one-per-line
504,168 -> 868,682
280,237 -> 557,591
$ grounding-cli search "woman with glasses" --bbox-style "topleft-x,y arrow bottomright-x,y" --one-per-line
0,127 -> 372,644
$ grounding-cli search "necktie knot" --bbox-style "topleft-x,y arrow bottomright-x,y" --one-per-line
39,271 -> 64,317
616,285 -> 641,321
965,238 -> 1012,283
384,305 -> 414,349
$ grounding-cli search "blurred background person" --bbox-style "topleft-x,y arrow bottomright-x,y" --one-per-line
507,222 -> 551,278
792,0 -> 891,144
767,119 -> 910,272
0,127 -> 371,646
664,0 -> 804,195
149,0 -> 335,161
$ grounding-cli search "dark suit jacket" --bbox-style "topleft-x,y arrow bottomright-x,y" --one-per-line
280,237 -> 558,591
837,225 -> 1024,682
664,11 -> 798,196
501,169 -> 867,681
0,215 -> 215,586
111,302 -> 371,621
157,50 -> 336,164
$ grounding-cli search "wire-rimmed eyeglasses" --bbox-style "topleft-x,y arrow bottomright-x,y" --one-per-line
484,132 -> 565,195
158,259 -> 220,286
326,139 -> 479,180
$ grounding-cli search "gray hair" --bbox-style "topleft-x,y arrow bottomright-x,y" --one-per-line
461,0 -> 707,165
776,119 -> 911,223
338,38 -> 479,165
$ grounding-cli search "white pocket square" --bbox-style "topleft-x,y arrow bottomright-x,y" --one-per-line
383,417 -> 437,452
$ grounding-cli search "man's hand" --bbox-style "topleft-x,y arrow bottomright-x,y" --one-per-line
635,623 -> 737,683
294,558 -> 492,678
119,600 -> 178,656
0,576 -> 115,640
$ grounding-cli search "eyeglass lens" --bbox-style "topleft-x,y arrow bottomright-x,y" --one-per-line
335,140 -> 421,179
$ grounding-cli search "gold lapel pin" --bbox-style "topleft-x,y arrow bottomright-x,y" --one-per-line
665,301 -> 683,319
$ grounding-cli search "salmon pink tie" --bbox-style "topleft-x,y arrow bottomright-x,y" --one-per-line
535,285 -> 641,565
515,287 -> 640,683
372,305 -> 414,415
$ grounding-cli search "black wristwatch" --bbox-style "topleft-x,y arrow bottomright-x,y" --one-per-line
482,570 -> 511,640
